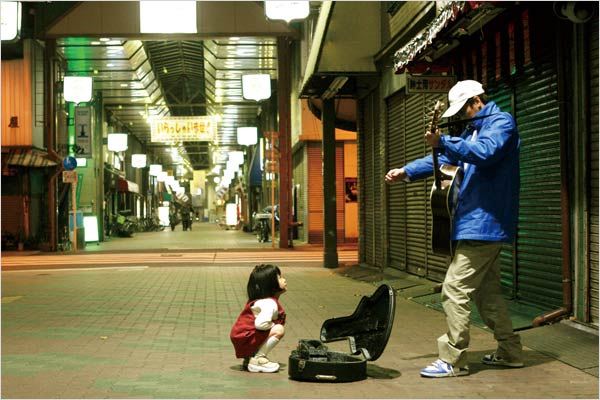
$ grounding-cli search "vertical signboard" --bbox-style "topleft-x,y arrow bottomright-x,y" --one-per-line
74,106 -> 92,156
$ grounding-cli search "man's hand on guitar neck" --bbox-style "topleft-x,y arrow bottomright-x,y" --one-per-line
425,128 -> 442,148
385,167 -> 407,183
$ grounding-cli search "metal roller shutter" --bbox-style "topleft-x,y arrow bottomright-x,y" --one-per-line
306,142 -> 345,244
403,94 -> 429,276
487,83 -> 518,295
307,143 -> 323,244
361,90 -> 383,267
386,91 -> 457,279
386,92 -> 407,270
336,144 -> 345,242
293,146 -> 307,242
513,59 -> 563,309
588,17 -> 599,324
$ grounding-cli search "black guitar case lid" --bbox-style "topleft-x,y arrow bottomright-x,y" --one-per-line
288,284 -> 396,382
320,283 -> 396,361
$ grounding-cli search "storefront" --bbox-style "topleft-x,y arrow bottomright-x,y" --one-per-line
358,2 -> 598,323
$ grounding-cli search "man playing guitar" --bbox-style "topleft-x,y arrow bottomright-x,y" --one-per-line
385,80 -> 523,378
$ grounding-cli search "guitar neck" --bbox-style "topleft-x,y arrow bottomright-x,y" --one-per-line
432,148 -> 441,188
429,100 -> 442,189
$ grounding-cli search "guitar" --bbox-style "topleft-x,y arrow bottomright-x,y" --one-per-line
429,100 -> 464,256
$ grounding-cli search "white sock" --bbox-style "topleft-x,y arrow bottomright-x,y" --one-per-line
256,336 -> 279,358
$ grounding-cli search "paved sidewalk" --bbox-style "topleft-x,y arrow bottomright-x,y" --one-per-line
2,263 -> 598,399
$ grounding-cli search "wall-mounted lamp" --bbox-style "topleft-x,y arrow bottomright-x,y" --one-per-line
237,126 -> 258,146
131,154 -> 147,168
64,76 -> 93,104
241,74 -> 271,101
107,133 -> 128,152
149,164 -> 162,176
264,1 -> 309,23
157,171 -> 167,182
140,1 -> 197,33
1,1 -> 21,41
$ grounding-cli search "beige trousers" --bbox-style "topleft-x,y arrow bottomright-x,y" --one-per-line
437,240 -> 522,368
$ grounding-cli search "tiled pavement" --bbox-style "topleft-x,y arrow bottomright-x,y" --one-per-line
1,222 -> 598,398
2,263 -> 598,399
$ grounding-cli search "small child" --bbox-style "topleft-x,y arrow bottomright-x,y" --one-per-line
230,264 -> 287,373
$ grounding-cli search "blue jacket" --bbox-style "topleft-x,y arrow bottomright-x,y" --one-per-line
403,101 -> 520,242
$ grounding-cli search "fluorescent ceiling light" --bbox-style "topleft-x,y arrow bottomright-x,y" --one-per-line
140,1 -> 197,33
242,74 -> 271,101
265,1 -> 309,23
64,76 -> 93,104
322,76 -> 348,100
1,2 -> 21,42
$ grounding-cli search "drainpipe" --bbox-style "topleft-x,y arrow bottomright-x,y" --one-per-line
532,17 -> 573,327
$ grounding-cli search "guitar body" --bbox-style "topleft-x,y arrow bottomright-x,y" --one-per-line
429,165 -> 463,256
427,100 -> 464,256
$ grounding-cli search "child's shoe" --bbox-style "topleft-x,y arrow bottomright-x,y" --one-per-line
242,357 -> 250,371
247,356 -> 280,373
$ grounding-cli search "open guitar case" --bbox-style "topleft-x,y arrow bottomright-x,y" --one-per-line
288,284 -> 396,382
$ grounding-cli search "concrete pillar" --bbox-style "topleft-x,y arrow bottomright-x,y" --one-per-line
322,98 -> 338,268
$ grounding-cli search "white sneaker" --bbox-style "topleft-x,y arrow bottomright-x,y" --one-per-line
247,356 -> 280,373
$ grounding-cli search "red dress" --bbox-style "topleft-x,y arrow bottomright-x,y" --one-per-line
230,297 -> 286,358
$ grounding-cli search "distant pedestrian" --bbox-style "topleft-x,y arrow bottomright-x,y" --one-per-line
181,207 -> 191,231
230,264 -> 287,373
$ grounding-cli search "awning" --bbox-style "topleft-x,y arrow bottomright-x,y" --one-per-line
299,1 -> 379,98
393,1 -> 466,73
1,146 -> 58,169
117,178 -> 139,194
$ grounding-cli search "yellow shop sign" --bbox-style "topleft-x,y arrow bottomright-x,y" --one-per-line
150,116 -> 217,142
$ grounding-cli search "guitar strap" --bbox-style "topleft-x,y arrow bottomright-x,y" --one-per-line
438,113 -> 499,129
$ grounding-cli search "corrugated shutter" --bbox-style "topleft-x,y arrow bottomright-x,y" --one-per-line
336,144 -> 345,242
306,142 -> 345,244
360,90 -> 383,267
403,94 -> 428,276
397,93 -> 448,278
293,146 -> 307,242
487,83 -> 517,295
588,17 -> 599,324
307,143 -> 323,244
1,57 -> 33,146
1,195 -> 24,234
362,92 -> 375,265
386,90 -> 449,277
513,58 -> 563,309
386,92 -> 407,270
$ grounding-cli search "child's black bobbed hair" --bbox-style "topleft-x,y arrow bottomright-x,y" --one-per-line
247,264 -> 282,301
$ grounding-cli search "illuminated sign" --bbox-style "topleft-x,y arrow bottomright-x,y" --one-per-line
150,116 -> 217,142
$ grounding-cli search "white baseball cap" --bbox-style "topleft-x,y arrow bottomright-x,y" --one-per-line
441,80 -> 485,118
